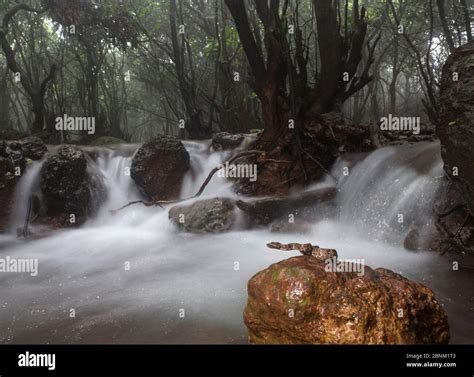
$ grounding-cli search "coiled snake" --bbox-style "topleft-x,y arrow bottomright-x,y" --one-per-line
267,242 -> 338,260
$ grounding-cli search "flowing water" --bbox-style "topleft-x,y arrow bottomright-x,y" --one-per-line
0,141 -> 472,344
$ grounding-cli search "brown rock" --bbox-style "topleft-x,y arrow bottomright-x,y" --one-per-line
244,256 -> 449,344
131,136 -> 190,201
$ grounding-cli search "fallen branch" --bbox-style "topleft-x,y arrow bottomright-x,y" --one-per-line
111,150 -> 263,213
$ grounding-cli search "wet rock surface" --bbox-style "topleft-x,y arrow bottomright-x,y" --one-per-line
236,187 -> 337,226
169,197 -> 236,234
39,145 -> 105,227
438,42 -> 474,212
245,256 -> 449,344
422,41 -> 474,254
131,136 -> 190,201
411,179 -> 474,254
19,136 -> 48,160
211,132 -> 246,151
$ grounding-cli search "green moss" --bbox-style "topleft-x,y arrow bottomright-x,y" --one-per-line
271,269 -> 281,283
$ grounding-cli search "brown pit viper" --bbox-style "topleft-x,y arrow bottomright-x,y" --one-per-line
267,242 -> 338,260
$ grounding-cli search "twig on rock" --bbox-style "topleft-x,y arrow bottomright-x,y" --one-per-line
111,150 -> 263,213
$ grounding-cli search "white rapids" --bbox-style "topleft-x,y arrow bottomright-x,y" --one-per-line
0,141 -> 472,344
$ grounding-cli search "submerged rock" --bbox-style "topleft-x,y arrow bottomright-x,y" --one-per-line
245,256 -> 449,344
169,197 -> 236,234
131,136 -> 190,201
39,145 -> 105,227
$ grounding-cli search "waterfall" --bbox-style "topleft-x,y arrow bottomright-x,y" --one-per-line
9,160 -> 45,234
0,141 -> 471,344
334,141 -> 444,244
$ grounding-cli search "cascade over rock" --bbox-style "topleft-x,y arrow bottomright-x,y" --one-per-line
39,145 -> 105,228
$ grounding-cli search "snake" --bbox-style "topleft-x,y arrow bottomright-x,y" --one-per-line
266,242 -> 338,260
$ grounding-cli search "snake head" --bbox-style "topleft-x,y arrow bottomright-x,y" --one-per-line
267,242 -> 282,250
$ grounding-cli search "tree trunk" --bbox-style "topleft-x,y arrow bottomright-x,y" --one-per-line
0,67 -> 10,130
224,0 -> 375,196
169,0 -> 211,139
437,0 -> 455,52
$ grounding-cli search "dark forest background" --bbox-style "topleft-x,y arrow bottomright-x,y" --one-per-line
0,0 -> 472,144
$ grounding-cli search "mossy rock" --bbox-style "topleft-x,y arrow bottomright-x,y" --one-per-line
89,136 -> 127,146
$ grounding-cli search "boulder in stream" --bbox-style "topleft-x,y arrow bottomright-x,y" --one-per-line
39,145 -> 105,227
131,136 -> 190,201
245,255 -> 449,344
211,132 -> 246,151
169,197 -> 236,234
20,136 -> 47,160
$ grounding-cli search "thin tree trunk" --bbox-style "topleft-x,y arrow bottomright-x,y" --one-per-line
437,0 -> 456,52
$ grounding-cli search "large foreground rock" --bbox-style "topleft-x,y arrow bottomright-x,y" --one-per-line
169,197 -> 236,233
245,256 -> 449,344
131,136 -> 190,201
39,146 -> 104,227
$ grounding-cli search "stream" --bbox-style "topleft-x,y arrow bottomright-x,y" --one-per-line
0,140 -> 472,344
